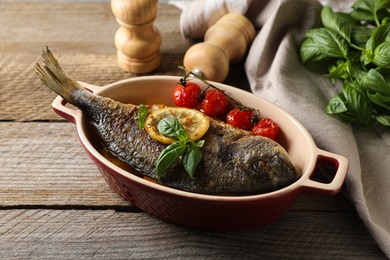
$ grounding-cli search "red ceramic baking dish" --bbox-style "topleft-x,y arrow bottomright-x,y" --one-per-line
51,76 -> 348,230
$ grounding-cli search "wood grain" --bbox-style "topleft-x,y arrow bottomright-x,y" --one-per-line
0,1 -> 386,258
0,209 -> 384,259
0,122 -> 129,207
0,2 -> 248,121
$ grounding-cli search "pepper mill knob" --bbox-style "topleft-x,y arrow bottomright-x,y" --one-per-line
111,0 -> 162,74
183,13 -> 256,82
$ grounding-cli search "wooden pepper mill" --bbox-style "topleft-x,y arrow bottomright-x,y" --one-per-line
111,0 -> 161,74
183,13 -> 256,82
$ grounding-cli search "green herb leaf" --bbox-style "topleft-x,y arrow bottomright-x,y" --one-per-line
136,104 -> 149,128
368,91 -> 390,110
327,60 -> 351,80
300,28 -> 349,63
182,141 -> 204,178
352,0 -> 390,13
362,69 -> 390,95
352,0 -> 390,25
351,26 -> 374,48
301,0 -> 390,127
156,141 -> 186,178
157,117 -> 188,141
373,41 -> 390,67
362,23 -> 390,64
321,6 -> 352,43
350,9 -> 375,22
365,23 -> 390,55
376,114 -> 390,125
193,139 -> 205,148
155,117 -> 205,178
326,96 -> 360,123
343,83 -> 373,125
300,37 -> 329,63
326,95 -> 348,114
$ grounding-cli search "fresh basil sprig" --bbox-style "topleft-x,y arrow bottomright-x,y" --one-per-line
300,0 -> 390,126
136,104 -> 149,128
156,117 -> 204,178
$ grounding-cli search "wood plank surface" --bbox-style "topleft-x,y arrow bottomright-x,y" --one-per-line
0,209 -> 384,259
0,2 -> 190,121
0,2 -> 249,122
0,122 -> 129,207
0,1 -> 387,259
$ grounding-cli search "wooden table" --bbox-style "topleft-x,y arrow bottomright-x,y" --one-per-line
0,2 -> 386,259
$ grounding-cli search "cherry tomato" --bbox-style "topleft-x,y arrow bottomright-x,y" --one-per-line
200,89 -> 228,117
252,118 -> 280,140
226,108 -> 255,130
172,81 -> 202,108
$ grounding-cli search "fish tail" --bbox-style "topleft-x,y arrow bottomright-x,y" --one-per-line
35,46 -> 84,105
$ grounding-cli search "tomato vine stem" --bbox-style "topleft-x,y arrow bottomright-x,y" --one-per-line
178,66 -> 256,112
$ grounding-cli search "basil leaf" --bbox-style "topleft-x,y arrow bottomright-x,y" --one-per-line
373,41 -> 390,68
361,23 -> 390,65
368,91 -> 390,110
300,37 -> 329,63
136,104 -> 149,128
352,0 -> 390,15
376,114 -> 390,126
351,26 -> 374,48
382,16 -> 390,25
326,95 -> 348,114
362,69 -> 390,95
155,117 -> 206,178
194,139 -> 205,148
157,117 -> 188,140
362,40 -> 374,65
156,141 -> 186,178
326,95 -> 360,122
321,6 -> 352,43
350,9 -> 375,22
301,1 -> 390,127
300,28 -> 348,63
327,60 -> 351,80
352,0 -> 390,25
312,28 -> 349,58
352,0 -> 371,12
366,23 -> 390,53
343,83 -> 373,125
182,141 -> 204,178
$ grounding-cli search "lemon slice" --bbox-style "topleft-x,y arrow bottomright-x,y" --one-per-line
145,107 -> 210,144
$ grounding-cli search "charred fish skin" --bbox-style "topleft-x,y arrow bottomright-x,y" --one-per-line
73,94 -> 170,178
91,106 -> 299,194
36,47 -> 301,195
161,120 -> 300,194
89,102 -> 163,175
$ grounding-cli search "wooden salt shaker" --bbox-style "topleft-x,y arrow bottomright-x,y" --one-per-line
183,13 -> 256,82
111,0 -> 161,74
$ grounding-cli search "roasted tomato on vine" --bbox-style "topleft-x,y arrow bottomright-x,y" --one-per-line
172,81 -> 202,108
199,89 -> 228,117
252,118 -> 280,141
226,108 -> 255,130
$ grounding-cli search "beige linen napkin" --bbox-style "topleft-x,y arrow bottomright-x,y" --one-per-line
179,0 -> 390,257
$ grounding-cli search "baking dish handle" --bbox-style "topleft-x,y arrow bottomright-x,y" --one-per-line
51,95 -> 80,124
301,149 -> 349,196
51,82 -> 101,123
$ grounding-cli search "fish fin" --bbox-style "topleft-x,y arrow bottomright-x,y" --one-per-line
35,46 -> 84,104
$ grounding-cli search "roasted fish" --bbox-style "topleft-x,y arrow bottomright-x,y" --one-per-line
36,47 -> 301,195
